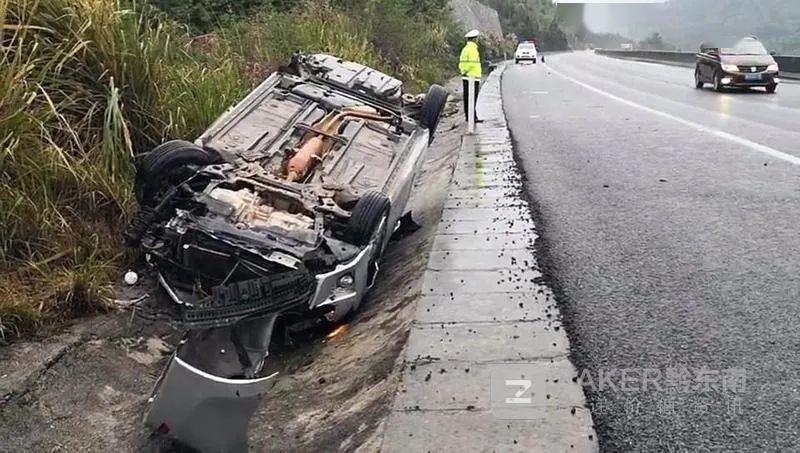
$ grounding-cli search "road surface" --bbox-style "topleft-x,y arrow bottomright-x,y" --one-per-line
503,52 -> 800,451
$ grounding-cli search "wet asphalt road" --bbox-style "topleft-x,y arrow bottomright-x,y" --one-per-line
502,52 -> 800,452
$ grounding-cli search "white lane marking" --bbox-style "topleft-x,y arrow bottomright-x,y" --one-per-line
529,115 -> 540,119
547,65 -> 800,166
525,91 -> 549,95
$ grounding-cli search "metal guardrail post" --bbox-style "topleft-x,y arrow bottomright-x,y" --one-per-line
467,76 -> 476,134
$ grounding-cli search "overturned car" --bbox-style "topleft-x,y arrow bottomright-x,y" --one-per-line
125,53 -> 448,451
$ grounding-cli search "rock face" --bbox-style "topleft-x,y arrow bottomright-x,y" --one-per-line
449,0 -> 503,37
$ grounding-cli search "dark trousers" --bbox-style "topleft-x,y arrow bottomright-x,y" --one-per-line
462,78 -> 480,121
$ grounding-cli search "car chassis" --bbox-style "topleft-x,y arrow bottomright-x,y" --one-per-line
125,53 -> 447,451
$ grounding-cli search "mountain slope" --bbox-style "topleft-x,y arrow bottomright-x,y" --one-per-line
585,0 -> 800,54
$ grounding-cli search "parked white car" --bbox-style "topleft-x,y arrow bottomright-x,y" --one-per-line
515,41 -> 538,64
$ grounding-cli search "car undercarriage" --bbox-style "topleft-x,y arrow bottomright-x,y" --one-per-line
124,53 -> 447,451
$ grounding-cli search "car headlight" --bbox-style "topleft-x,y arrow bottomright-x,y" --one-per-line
721,64 -> 739,73
337,274 -> 354,288
768,63 -> 779,72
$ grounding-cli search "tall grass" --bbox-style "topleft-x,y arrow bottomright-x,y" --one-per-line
0,0 -> 467,341
218,0 -> 465,92
0,0 -> 247,340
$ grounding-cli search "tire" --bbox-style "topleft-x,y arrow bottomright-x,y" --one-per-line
135,140 -> 219,205
419,84 -> 449,144
713,72 -> 724,92
515,59 -> 519,64
348,191 -> 390,247
695,67 -> 704,88
766,84 -> 777,94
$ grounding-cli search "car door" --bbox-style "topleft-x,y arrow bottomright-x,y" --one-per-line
695,52 -> 705,79
696,48 -> 708,81
704,50 -> 721,79
696,47 -> 708,79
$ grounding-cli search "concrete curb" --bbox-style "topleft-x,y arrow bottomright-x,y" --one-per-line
379,66 -> 598,452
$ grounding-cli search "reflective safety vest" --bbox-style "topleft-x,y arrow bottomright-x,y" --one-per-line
459,41 -> 482,79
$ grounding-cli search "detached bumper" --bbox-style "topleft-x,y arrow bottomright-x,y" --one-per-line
145,355 -> 277,452
145,314 -> 279,452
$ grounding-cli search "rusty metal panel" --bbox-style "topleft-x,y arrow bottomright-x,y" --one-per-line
321,122 -> 406,192
308,54 -> 403,100
199,76 -> 310,160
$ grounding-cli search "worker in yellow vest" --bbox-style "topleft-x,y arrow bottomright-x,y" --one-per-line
459,29 -> 483,123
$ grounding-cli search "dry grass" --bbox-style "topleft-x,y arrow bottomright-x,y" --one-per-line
0,0 -> 247,340
0,0 -> 468,341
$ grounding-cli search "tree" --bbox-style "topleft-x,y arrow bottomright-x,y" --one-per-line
480,0 -> 570,51
150,0 -> 273,32
639,32 -> 674,50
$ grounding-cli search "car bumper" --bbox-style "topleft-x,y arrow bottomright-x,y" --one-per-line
145,313 -> 280,452
309,244 -> 374,322
516,56 -> 537,61
144,249 -> 374,449
155,242 -> 373,325
145,354 -> 278,452
720,72 -> 779,87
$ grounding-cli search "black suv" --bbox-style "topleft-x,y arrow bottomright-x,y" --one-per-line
695,37 -> 779,93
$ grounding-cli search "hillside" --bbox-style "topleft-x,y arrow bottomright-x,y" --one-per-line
584,0 -> 800,54
449,0 -> 503,37
479,0 -> 569,50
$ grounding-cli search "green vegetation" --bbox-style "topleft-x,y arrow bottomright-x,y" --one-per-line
0,0 -> 248,340
479,0 -> 569,51
149,0 -> 271,32
638,32 -> 676,51
0,0 -> 468,341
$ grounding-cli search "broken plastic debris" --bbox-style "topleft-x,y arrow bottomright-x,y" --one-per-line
124,270 -> 138,285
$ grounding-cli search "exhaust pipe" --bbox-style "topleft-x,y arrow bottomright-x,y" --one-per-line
286,106 -> 392,182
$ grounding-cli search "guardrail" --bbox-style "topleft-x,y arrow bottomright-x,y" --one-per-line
595,49 -> 800,74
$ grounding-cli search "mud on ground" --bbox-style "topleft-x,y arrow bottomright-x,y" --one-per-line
0,84 -> 465,453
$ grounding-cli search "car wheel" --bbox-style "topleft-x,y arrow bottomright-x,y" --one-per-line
515,59 -> 519,64
766,84 -> 777,94
713,72 -> 724,92
694,67 -> 704,88
419,84 -> 449,144
348,191 -> 391,247
348,190 -> 391,288
135,140 -> 219,206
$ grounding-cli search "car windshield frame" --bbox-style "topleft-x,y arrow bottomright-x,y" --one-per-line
720,39 -> 768,56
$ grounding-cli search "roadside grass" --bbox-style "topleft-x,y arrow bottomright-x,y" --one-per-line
0,0 -> 498,341
0,0 -> 248,341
